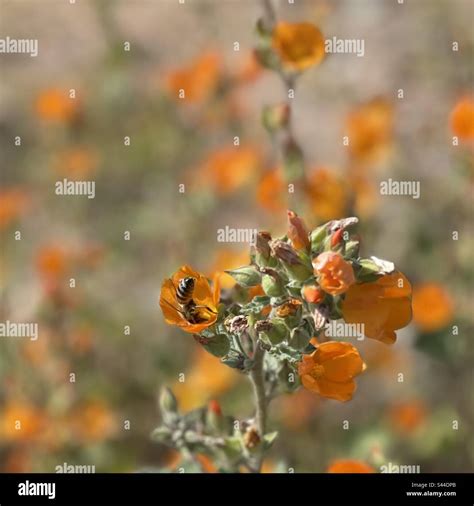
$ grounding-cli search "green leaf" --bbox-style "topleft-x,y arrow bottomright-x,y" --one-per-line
202,333 -> 231,358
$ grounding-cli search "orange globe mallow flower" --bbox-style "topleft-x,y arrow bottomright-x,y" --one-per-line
305,167 -> 348,221
0,401 -> 47,442
160,265 -> 220,334
298,341 -> 365,402
450,97 -> 474,140
256,168 -> 287,213
272,21 -> 325,71
313,251 -> 355,296
388,400 -> 427,435
163,51 -> 221,104
345,98 -> 394,164
35,88 -> 80,123
0,188 -> 30,230
412,283 -> 454,332
327,459 -> 375,473
342,271 -> 412,344
196,145 -> 261,194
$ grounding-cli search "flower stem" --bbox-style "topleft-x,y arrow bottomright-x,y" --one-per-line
249,342 -> 267,472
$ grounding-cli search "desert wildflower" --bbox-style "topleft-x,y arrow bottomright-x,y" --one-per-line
312,251 -> 355,296
163,51 -> 221,104
342,271 -> 412,344
345,98 -> 394,164
327,459 -> 375,473
0,188 -> 29,230
272,22 -> 325,71
388,400 -> 427,435
305,167 -> 348,220
412,283 -> 453,332
450,96 -> 474,140
256,168 -> 287,213
35,88 -> 80,123
0,401 -> 47,442
159,265 -> 220,334
298,341 -> 365,402
287,210 -> 310,250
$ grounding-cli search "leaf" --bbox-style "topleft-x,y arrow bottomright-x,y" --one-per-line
263,431 -> 279,450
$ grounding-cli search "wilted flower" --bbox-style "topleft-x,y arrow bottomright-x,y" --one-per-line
312,251 -> 355,296
412,283 -> 453,332
272,22 -> 325,71
160,265 -> 220,334
342,271 -> 412,344
298,341 -> 365,401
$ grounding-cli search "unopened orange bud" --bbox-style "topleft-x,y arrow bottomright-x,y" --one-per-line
208,399 -> 222,416
330,228 -> 344,248
287,210 -> 310,250
302,285 -> 324,304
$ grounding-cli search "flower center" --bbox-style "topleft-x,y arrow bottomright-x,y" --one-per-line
310,364 -> 325,380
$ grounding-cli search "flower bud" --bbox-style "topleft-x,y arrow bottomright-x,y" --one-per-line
302,284 -> 324,304
330,228 -> 344,248
289,321 -> 312,350
256,318 -> 288,345
261,268 -> 285,297
283,138 -> 305,181
275,298 -> 303,329
262,103 -> 290,133
159,386 -> 178,415
287,210 -> 310,251
243,426 -> 261,450
225,266 -> 261,287
310,223 -> 330,254
270,239 -> 312,282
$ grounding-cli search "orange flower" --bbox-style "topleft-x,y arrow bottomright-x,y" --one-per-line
163,52 -> 221,104
272,22 -> 325,71
0,401 -> 47,442
36,245 -> 70,281
69,400 -> 117,443
450,97 -> 474,140
287,210 -> 310,250
0,188 -> 30,230
412,283 -> 453,332
302,284 -> 324,303
196,145 -> 261,194
313,251 -> 355,296
345,98 -> 394,164
276,389 -> 319,430
305,167 -> 348,220
298,341 -> 365,402
53,147 -> 99,180
388,400 -> 427,434
207,249 -> 250,290
234,50 -> 263,84
160,265 -> 220,334
342,271 -> 412,344
35,88 -> 80,123
256,168 -> 287,213
173,348 -> 239,411
327,459 -> 375,473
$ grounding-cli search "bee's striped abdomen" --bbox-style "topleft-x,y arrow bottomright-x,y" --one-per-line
176,277 -> 195,305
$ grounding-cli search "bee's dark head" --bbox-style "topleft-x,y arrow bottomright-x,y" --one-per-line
181,277 -> 196,288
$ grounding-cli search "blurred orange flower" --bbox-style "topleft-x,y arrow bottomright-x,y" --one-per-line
276,389 -> 319,430
412,283 -> 454,332
272,22 -> 325,71
163,52 -> 221,104
160,265 -> 220,334
36,245 -> 70,281
0,401 -> 47,442
313,251 -> 355,296
234,50 -> 263,84
298,341 -> 365,402
207,249 -> 249,290
450,97 -> 474,140
173,348 -> 239,411
327,459 -> 375,473
196,145 -> 261,194
345,98 -> 394,164
53,147 -> 99,180
388,400 -> 427,434
256,168 -> 287,213
165,450 -> 217,473
342,271 -> 412,344
305,167 -> 348,220
69,400 -> 117,443
0,188 -> 30,230
35,88 -> 80,123
349,173 -> 379,217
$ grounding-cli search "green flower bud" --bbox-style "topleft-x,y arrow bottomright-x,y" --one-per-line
260,318 -> 288,345
310,224 -> 329,253
225,266 -> 261,287
261,273 -> 285,297
289,321 -> 312,350
159,387 -> 178,415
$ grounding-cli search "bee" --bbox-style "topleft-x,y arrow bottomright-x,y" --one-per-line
163,277 -> 217,324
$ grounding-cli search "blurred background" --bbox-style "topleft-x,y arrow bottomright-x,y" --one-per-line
0,0 -> 473,473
